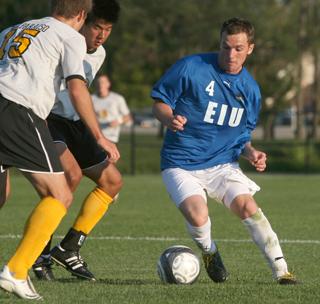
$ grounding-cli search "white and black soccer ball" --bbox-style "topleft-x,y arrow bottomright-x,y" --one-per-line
157,245 -> 200,284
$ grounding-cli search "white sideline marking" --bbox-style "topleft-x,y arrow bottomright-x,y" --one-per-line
0,234 -> 319,244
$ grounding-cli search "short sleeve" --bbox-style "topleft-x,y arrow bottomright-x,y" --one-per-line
118,96 -> 130,115
61,35 -> 86,81
247,84 -> 261,132
151,58 -> 189,109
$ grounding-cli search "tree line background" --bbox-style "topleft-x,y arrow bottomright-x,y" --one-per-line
1,0 -> 319,141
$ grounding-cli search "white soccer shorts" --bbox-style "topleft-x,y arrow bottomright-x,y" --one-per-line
162,162 -> 260,208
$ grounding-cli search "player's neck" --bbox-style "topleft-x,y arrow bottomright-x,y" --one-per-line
98,92 -> 109,98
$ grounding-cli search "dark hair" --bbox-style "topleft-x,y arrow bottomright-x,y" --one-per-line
220,18 -> 255,44
85,0 -> 120,24
51,0 -> 92,18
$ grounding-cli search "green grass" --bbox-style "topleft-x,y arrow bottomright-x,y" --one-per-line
0,174 -> 320,303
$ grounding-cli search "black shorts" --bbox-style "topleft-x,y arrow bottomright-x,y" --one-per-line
0,95 -> 63,173
47,113 -> 107,170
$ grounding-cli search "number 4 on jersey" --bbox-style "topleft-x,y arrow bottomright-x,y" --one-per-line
205,80 -> 215,96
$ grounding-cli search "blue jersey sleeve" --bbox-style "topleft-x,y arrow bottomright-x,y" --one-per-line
151,58 -> 189,109
238,75 -> 262,145
247,85 -> 261,132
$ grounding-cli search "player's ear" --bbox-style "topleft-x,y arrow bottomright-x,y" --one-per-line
247,43 -> 254,55
76,10 -> 87,23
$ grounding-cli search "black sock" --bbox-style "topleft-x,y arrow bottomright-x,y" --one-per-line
60,228 -> 87,251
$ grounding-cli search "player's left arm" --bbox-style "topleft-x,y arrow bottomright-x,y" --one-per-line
242,142 -> 267,172
110,101 -> 133,127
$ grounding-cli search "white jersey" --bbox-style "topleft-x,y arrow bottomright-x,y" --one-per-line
0,17 -> 86,120
51,46 -> 106,121
92,91 -> 130,143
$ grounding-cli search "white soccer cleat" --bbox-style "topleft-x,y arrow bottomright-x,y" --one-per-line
0,265 -> 43,300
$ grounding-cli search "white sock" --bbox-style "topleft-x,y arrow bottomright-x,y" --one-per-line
242,208 -> 288,278
186,218 -> 217,253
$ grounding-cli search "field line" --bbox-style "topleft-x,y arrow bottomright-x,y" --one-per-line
0,234 -> 319,244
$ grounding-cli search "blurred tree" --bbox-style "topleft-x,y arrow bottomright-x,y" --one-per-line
0,0 -> 49,29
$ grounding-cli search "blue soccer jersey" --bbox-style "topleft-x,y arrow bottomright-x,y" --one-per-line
151,53 -> 261,170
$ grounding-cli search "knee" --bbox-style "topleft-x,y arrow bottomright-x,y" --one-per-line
66,168 -> 82,192
230,194 -> 258,219
180,197 -> 209,227
54,188 -> 73,209
99,171 -> 123,197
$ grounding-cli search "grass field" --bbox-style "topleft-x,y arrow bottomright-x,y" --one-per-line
0,174 -> 319,303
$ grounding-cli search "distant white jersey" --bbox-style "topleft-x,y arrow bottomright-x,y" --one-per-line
0,17 -> 86,119
92,92 -> 130,143
51,46 -> 106,120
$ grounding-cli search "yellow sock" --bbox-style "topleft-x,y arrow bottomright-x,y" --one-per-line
7,197 -> 66,279
73,187 -> 113,235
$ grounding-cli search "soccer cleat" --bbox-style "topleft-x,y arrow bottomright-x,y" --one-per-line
0,265 -> 42,300
51,245 -> 96,281
277,272 -> 298,285
32,256 -> 55,281
202,250 -> 229,283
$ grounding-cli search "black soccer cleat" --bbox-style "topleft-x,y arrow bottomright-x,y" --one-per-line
202,250 -> 229,283
32,256 -> 55,281
50,245 -> 96,281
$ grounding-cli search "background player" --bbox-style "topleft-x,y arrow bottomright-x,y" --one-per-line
32,0 -> 122,282
92,74 -> 132,144
151,17 -> 297,285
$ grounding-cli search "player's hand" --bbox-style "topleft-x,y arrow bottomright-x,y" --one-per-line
167,115 -> 187,132
249,150 -> 267,172
97,137 -> 120,163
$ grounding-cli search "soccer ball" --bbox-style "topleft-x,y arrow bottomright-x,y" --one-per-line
157,245 -> 200,284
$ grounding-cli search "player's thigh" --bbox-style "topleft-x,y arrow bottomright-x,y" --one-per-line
206,163 -> 260,208
55,142 -> 82,192
83,161 -> 122,197
179,195 -> 209,226
22,171 -> 72,208
162,168 -> 207,207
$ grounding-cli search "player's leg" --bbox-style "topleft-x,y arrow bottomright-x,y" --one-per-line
50,119 -> 118,280
0,99 -> 71,299
32,143 -> 82,280
74,161 -> 122,234
0,172 -> 71,300
51,160 -> 122,280
7,172 -> 71,275
0,169 -> 10,208
162,168 -> 228,283
221,164 -> 297,284
56,142 -> 83,192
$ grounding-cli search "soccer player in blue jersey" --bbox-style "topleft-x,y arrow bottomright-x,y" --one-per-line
151,18 -> 297,285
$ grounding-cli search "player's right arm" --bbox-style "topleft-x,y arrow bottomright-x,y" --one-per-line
152,100 -> 187,132
67,78 -> 120,163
